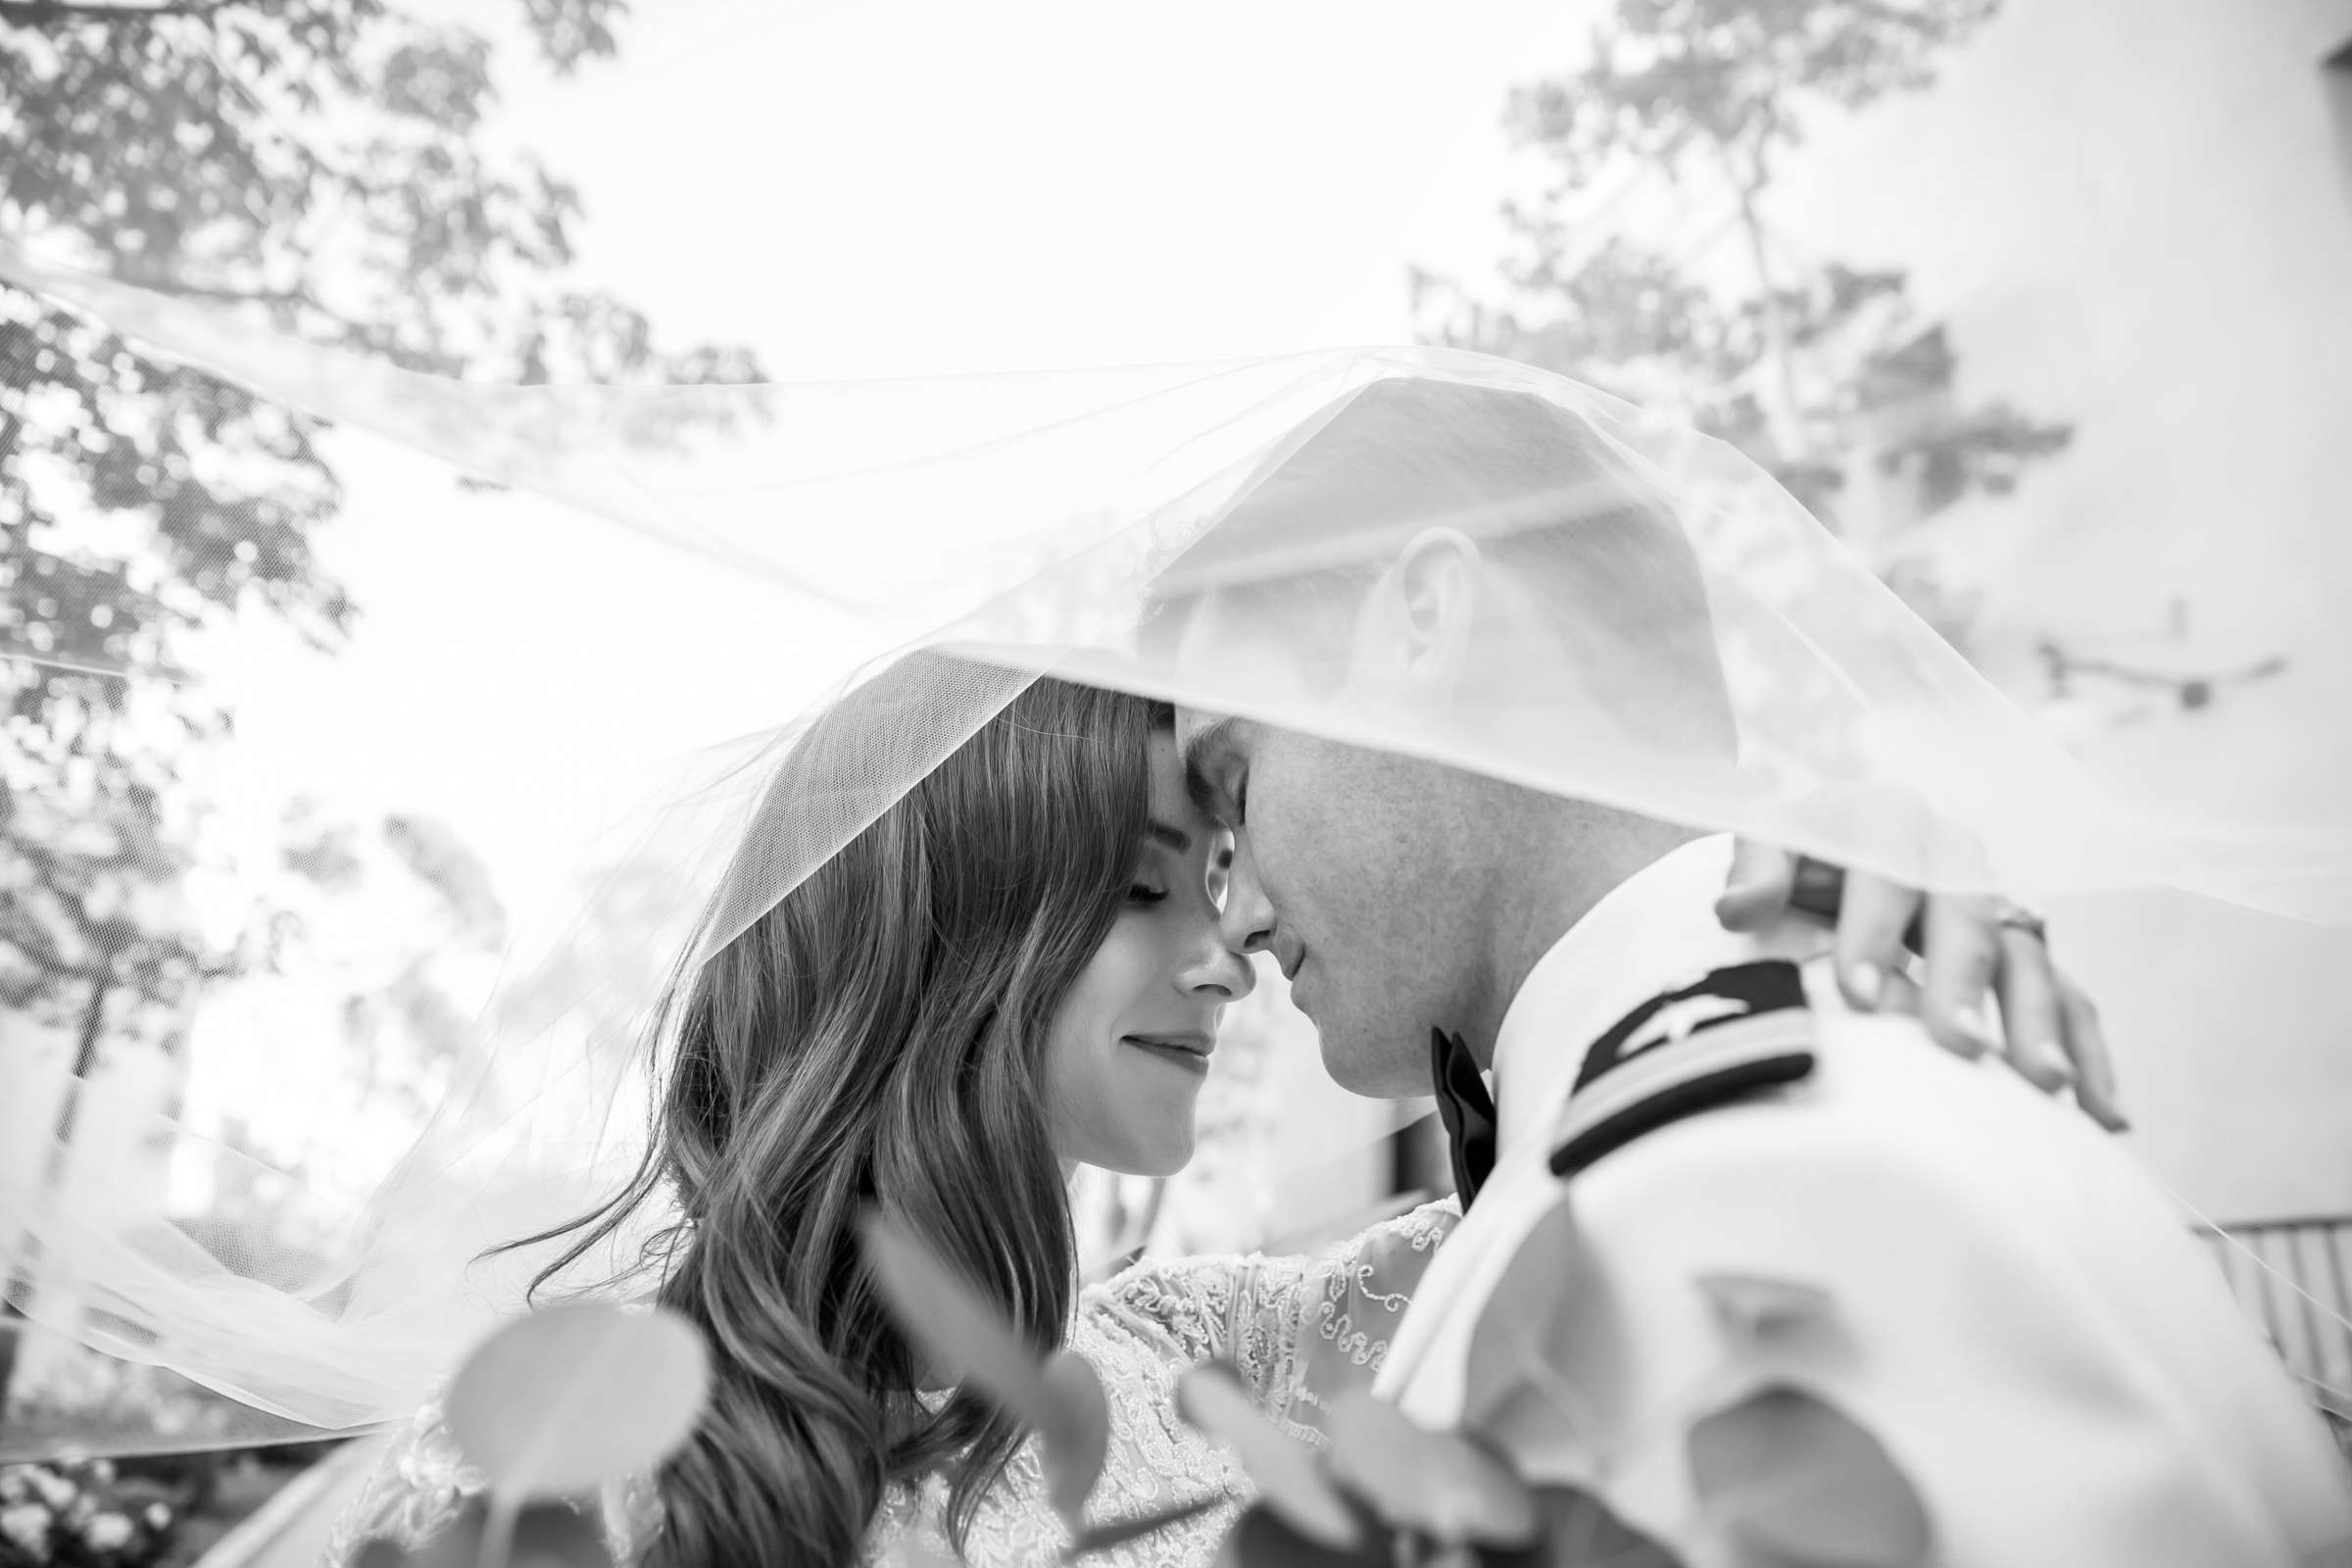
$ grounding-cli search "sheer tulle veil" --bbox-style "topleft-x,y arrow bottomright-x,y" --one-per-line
2,232 -> 2348,1454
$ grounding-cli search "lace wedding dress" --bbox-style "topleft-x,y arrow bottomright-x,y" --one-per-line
323,1200 -> 1458,1568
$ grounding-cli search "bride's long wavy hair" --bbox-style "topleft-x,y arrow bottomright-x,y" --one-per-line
515,659 -> 1165,1567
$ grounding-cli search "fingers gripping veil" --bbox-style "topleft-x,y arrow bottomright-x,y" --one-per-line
2,240 -> 2349,1448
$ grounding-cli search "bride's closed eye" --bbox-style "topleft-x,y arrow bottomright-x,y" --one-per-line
1127,880 -> 1170,906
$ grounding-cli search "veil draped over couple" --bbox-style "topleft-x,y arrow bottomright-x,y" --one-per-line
5,245 -> 2352,1568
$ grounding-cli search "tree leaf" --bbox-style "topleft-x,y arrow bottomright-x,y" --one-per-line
1474,1383 -> 1589,1493
1040,1350 -> 1111,1526
1210,1501 -> 1389,1568
1693,1271 -> 1835,1346
859,1213 -> 1109,1520
874,1534 -> 964,1568
859,1214 -> 1055,1425
444,1302 -> 710,1501
1062,1495 -> 1221,1560
1500,1484 -> 1683,1568
856,1212 -> 1058,1419
1687,1385 -> 1932,1567
397,1496 -> 613,1568
1322,1390 -> 1537,1546
505,1504 -> 614,1568
1461,1188 -> 1596,1444
1175,1363 -> 1360,1550
0,0 -> 763,1070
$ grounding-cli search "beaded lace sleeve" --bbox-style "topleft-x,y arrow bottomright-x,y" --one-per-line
319,1394 -> 480,1568
1097,1198 -> 1461,1443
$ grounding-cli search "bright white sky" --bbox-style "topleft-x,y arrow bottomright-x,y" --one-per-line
487,0 -> 1580,374
157,0 -> 1606,1193
201,0 -> 1606,917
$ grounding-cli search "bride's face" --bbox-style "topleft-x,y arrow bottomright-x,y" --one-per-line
1046,730 -> 1254,1176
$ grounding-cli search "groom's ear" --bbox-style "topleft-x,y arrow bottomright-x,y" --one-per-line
1351,526 -> 1482,698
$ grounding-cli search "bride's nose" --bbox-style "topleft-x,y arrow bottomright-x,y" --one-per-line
1179,917 -> 1256,1001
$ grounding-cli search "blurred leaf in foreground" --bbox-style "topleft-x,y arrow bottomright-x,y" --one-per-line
444,1300 -> 709,1501
859,1211 -> 1111,1527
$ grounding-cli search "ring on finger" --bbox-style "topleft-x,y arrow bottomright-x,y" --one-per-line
1994,903 -> 2049,946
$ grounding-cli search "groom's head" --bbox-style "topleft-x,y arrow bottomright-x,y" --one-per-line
1144,376 -> 1733,1097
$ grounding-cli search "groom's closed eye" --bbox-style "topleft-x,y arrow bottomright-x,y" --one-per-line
1183,771 -> 1222,825
1187,766 -> 1247,829
1182,719 -> 1243,824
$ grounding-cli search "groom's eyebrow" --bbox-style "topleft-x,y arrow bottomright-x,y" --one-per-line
1182,718 -> 1237,817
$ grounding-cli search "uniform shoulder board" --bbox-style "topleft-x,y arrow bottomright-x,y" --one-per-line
1547,958 -> 1817,1181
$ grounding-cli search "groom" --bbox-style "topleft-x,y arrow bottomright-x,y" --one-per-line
1147,375 -> 2352,1565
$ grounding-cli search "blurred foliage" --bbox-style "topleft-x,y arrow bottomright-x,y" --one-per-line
484,855 -> 702,1116
310,807 -> 508,1127
0,1455 -> 195,1568
0,1330 -> 257,1460
0,0 -> 760,1404
0,1445 -> 350,1568
354,1497 -> 612,1568
863,1214 -> 1112,1531
868,1218 -> 1684,1566
0,0 -> 760,1037
1413,0 -> 2069,654
354,1218 -> 2344,1568
354,1302 -> 707,1568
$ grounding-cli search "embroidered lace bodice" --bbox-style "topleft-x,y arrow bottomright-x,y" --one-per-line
324,1200 -> 1457,1568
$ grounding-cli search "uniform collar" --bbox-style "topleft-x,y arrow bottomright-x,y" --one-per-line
1488,834 -> 1831,1157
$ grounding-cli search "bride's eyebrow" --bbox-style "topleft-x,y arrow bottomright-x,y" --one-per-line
1148,821 -> 1194,853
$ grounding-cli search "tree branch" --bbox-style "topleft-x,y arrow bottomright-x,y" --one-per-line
0,1 -> 222,22
146,279 -> 321,310
1717,137 -> 1811,466
0,901 -> 104,984
2036,639 -> 2288,712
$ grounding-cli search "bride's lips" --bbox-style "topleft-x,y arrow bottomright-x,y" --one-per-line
1124,1031 -> 1214,1074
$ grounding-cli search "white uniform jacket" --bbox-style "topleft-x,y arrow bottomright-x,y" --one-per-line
1374,837 -> 2352,1568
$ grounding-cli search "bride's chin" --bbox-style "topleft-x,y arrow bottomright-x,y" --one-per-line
1124,1129 -> 1199,1180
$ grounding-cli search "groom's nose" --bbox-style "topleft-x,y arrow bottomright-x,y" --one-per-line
1219,834 -> 1276,956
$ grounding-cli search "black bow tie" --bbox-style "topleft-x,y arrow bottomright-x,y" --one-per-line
1430,1028 -> 1498,1209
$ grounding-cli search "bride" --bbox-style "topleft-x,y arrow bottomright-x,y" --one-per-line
325,662 -> 1450,1568
323,651 -> 2099,1568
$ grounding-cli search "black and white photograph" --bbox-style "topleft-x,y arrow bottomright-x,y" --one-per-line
2,2 -> 2350,1564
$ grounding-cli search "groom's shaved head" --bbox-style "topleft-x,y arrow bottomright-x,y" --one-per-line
1145,376 -> 1727,1094
1144,375 -> 1735,759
